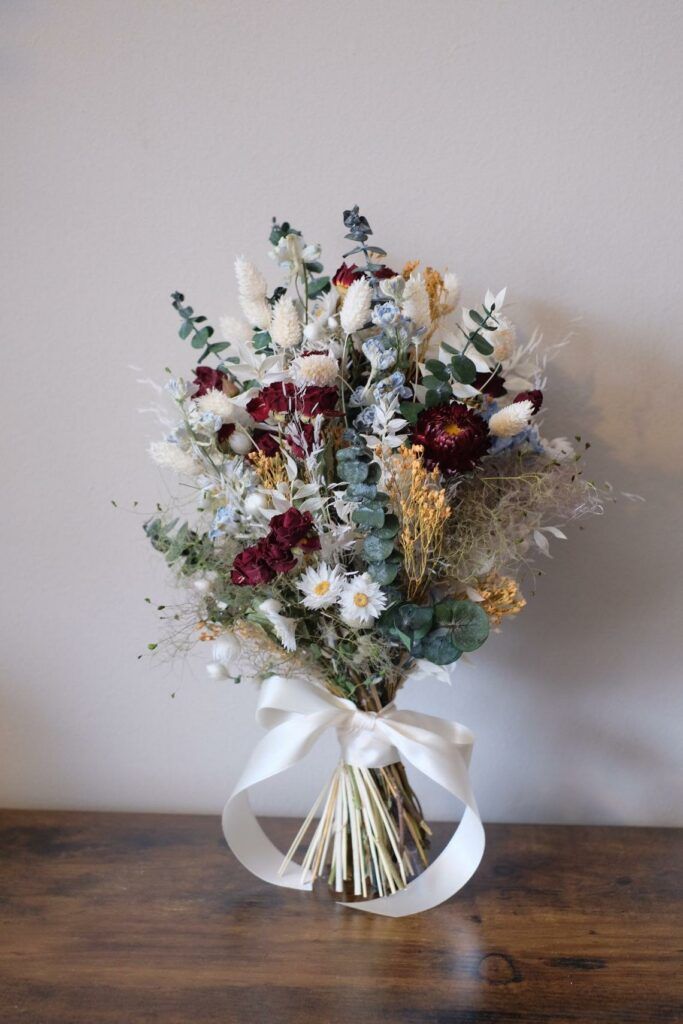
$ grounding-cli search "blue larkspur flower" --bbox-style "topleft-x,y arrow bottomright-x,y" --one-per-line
209,505 -> 238,539
371,302 -> 401,328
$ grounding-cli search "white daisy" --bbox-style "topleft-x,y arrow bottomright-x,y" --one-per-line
298,562 -> 345,609
258,598 -> 297,652
290,352 -> 339,388
338,573 -> 388,628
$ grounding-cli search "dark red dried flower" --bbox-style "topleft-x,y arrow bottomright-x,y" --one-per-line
513,389 -> 543,413
286,422 -> 316,459
474,370 -> 507,399
230,537 -> 297,586
269,508 -> 320,552
246,382 -> 297,422
297,386 -> 340,419
193,366 -> 226,396
412,402 -> 490,476
332,263 -> 396,292
253,430 -> 280,456
247,383 -> 339,424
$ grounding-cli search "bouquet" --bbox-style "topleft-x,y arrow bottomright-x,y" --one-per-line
143,206 -> 607,915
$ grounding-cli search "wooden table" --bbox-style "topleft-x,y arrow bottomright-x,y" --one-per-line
0,811 -> 680,1023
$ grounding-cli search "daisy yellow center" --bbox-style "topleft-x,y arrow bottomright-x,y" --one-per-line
314,581 -> 331,596
354,593 -> 369,608
444,423 -> 463,437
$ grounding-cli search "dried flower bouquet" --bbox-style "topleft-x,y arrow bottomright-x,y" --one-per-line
143,207 -> 606,908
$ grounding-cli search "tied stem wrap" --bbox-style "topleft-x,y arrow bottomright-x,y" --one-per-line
222,674 -> 485,918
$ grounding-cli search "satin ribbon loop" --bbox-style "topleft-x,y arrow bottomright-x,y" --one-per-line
222,674 -> 485,918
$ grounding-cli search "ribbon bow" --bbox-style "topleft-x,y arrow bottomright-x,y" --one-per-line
222,674 -> 485,917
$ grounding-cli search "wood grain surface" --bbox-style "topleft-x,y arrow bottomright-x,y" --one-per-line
0,810 -> 680,1023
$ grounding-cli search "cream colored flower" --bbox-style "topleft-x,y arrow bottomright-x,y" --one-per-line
340,278 -> 372,335
298,562 -> 345,609
258,598 -> 297,651
489,400 -> 534,438
402,273 -> 431,331
338,573 -> 387,627
443,271 -> 461,308
490,316 -> 517,362
290,352 -> 339,388
270,296 -> 302,349
149,441 -> 202,476
234,255 -> 271,330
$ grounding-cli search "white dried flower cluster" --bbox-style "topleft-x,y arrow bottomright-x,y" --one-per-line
290,352 -> 338,387
340,278 -> 372,335
149,441 -> 202,476
489,400 -> 534,438
270,296 -> 302,349
195,389 -> 235,420
234,255 -> 271,330
402,273 -> 431,331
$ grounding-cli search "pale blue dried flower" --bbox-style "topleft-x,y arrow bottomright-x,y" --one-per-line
371,302 -> 401,328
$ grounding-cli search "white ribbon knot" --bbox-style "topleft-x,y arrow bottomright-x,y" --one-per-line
222,673 -> 485,918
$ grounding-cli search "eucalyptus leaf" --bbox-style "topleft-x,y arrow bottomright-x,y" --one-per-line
450,353 -> 477,384
434,599 -> 489,651
425,359 -> 450,381
337,461 -> 369,484
363,534 -> 395,562
415,628 -> 462,665
352,506 -> 385,530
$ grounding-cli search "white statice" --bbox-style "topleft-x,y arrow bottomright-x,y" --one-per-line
489,400 -> 534,438
489,315 -> 517,362
234,255 -> 271,330
402,273 -> 431,331
339,573 -> 388,628
443,271 -> 461,308
298,562 -> 345,610
258,598 -> 297,652
270,296 -> 302,350
542,436 -> 576,462
149,440 -> 203,476
290,352 -> 338,388
192,570 -> 218,596
340,277 -> 372,335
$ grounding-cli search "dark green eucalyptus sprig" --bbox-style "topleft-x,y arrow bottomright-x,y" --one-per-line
380,598 -> 490,665
170,292 -> 230,365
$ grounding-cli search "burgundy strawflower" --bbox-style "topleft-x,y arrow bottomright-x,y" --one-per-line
474,370 -> 507,399
193,366 -> 226,396
413,402 -> 490,476
513,389 -> 543,413
269,508 -> 320,552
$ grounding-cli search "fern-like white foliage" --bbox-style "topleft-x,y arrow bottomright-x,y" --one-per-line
361,396 -> 409,452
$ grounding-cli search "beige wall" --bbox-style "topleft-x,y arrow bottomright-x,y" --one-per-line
1,0 -> 681,824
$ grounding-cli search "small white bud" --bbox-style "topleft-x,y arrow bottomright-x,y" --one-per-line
228,430 -> 253,455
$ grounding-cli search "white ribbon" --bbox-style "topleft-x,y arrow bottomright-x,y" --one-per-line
222,674 -> 485,917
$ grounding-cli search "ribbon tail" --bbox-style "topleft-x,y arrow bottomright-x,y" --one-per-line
222,710 -> 337,891
338,722 -> 485,917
